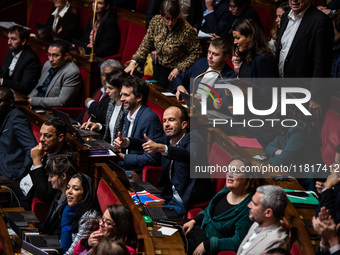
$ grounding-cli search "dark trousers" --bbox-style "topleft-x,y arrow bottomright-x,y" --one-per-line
153,63 -> 172,89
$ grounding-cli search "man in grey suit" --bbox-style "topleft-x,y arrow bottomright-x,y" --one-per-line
28,40 -> 81,108
237,185 -> 289,255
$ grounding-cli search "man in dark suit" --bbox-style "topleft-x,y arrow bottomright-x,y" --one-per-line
276,0 -> 334,118
140,106 -> 212,215
200,0 -> 231,36
0,25 -> 41,95
0,87 -> 37,180
172,37 -> 235,100
13,117 -> 72,210
113,76 -> 163,174
318,0 -> 340,15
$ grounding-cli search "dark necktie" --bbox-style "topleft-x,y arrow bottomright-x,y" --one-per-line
37,68 -> 58,97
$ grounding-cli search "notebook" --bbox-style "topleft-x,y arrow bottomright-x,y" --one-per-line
8,217 -> 61,250
4,211 -> 39,227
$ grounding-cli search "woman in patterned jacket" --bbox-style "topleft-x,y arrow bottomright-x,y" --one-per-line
125,0 -> 202,89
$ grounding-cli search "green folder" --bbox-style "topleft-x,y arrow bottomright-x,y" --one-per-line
284,189 -> 319,205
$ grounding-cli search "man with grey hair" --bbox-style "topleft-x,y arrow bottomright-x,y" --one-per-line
237,185 -> 289,255
77,59 -> 122,123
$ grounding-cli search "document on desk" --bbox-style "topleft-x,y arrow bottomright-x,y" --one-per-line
158,226 -> 178,236
230,137 -> 263,149
0,22 -> 30,30
161,92 -> 176,97
198,30 -> 213,38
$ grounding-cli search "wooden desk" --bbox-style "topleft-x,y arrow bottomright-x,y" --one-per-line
148,83 -> 185,111
94,163 -> 186,255
0,210 -> 14,255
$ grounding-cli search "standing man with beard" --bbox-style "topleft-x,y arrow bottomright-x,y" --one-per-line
13,118 -> 73,210
0,26 -> 41,95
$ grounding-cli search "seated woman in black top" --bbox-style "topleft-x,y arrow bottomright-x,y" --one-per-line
39,153 -> 77,236
80,0 -> 120,58
46,0 -> 81,41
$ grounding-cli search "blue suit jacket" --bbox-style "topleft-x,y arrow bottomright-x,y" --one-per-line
123,105 -> 163,172
129,130 -> 212,210
0,108 -> 37,179
158,131 -> 212,210
200,0 -> 231,36
171,58 -> 236,93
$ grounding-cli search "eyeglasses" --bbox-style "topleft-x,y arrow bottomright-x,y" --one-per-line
226,171 -> 245,178
229,4 -> 238,9
97,216 -> 115,227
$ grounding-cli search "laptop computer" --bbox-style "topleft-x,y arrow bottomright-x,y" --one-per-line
51,108 -> 99,137
109,160 -> 161,194
4,211 -> 39,227
21,240 -> 49,255
109,161 -> 181,221
8,217 -> 61,250
51,108 -> 117,151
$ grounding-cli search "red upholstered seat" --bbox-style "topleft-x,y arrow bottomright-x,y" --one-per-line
218,251 -> 236,255
31,198 -> 51,227
136,0 -> 149,14
147,101 -> 164,124
122,22 -> 146,65
186,143 -> 232,219
209,143 -> 232,194
142,166 -> 162,188
27,0 -> 54,33
33,50 -> 48,68
97,179 -> 119,213
250,4 -> 272,36
321,109 -> 340,165
290,242 -> 301,255
0,37 -> 8,65
31,124 -> 40,143
77,7 -> 92,32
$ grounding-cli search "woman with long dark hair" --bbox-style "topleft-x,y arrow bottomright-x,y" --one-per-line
60,173 -> 100,255
232,18 -> 275,78
73,204 -> 137,255
269,2 -> 290,51
232,18 -> 277,146
80,69 -> 128,144
80,0 -> 120,57
39,153 -> 77,236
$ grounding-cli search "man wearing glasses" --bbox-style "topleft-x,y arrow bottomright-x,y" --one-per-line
27,40 -> 81,108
